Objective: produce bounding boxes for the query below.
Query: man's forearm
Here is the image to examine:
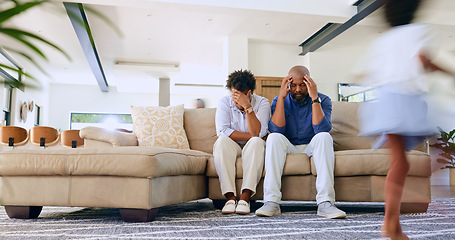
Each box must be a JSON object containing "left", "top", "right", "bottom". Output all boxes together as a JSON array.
[
  {"left": 311, "top": 103, "right": 325, "bottom": 125},
  {"left": 271, "top": 97, "right": 286, "bottom": 127}
]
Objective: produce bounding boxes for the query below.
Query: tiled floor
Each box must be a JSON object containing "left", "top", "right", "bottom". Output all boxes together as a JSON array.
[{"left": 431, "top": 185, "right": 455, "bottom": 198}]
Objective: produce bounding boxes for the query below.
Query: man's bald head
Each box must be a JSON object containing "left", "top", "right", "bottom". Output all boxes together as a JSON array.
[
  {"left": 289, "top": 65, "right": 310, "bottom": 77},
  {"left": 287, "top": 65, "right": 310, "bottom": 103}
]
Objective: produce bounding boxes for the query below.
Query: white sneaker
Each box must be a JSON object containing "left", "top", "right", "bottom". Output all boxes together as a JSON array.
[
  {"left": 221, "top": 200, "right": 236, "bottom": 214},
  {"left": 235, "top": 200, "right": 250, "bottom": 215},
  {"left": 317, "top": 201, "right": 346, "bottom": 219},
  {"left": 255, "top": 201, "right": 281, "bottom": 217}
]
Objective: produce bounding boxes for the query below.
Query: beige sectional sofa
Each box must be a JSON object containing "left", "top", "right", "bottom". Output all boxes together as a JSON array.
[{"left": 0, "top": 102, "right": 431, "bottom": 222}]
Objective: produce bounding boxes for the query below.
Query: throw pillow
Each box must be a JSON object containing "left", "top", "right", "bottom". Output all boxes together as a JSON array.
[{"left": 130, "top": 104, "right": 190, "bottom": 149}]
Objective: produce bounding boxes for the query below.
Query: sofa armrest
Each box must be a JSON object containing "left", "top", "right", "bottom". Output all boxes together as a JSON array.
[{"left": 80, "top": 127, "right": 138, "bottom": 147}]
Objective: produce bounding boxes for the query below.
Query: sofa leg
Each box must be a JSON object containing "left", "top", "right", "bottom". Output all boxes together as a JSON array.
[
  {"left": 4, "top": 206, "right": 43, "bottom": 219},
  {"left": 400, "top": 202, "right": 429, "bottom": 213},
  {"left": 119, "top": 208, "right": 158, "bottom": 222},
  {"left": 212, "top": 199, "right": 226, "bottom": 210}
]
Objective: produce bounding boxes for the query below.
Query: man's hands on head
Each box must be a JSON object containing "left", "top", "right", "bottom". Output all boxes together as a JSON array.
[
  {"left": 279, "top": 75, "right": 292, "bottom": 99},
  {"left": 232, "top": 89, "right": 252, "bottom": 111},
  {"left": 303, "top": 75, "right": 318, "bottom": 101}
]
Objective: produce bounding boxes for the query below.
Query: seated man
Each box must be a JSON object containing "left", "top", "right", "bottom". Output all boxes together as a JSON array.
[
  {"left": 255, "top": 65, "right": 346, "bottom": 219},
  {"left": 214, "top": 69, "right": 271, "bottom": 215}
]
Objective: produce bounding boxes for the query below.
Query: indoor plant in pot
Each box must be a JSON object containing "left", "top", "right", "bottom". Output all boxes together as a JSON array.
[{"left": 431, "top": 128, "right": 455, "bottom": 185}]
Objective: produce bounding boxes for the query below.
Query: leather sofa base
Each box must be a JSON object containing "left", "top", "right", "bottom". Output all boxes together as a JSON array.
[
  {"left": 208, "top": 175, "right": 430, "bottom": 213},
  {"left": 0, "top": 174, "right": 207, "bottom": 217}
]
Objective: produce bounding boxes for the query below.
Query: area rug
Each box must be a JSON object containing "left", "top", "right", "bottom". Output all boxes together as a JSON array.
[{"left": 0, "top": 197, "right": 454, "bottom": 239}]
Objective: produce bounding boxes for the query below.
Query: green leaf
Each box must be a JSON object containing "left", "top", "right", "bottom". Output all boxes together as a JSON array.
[
  {"left": 430, "top": 142, "right": 443, "bottom": 148},
  {"left": 0, "top": 63, "right": 36, "bottom": 80},
  {"left": 0, "top": 29, "right": 47, "bottom": 59},
  {"left": 1, "top": 47, "right": 49, "bottom": 77},
  {"left": 0, "top": 28, "right": 71, "bottom": 60},
  {"left": 437, "top": 158, "right": 451, "bottom": 164},
  {"left": 441, "top": 131, "right": 449, "bottom": 141},
  {"left": 0, "top": 1, "right": 46, "bottom": 24},
  {"left": 440, "top": 152, "right": 453, "bottom": 159},
  {"left": 449, "top": 128, "right": 455, "bottom": 140}
]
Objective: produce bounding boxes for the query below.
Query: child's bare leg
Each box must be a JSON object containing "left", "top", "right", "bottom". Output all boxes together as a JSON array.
[{"left": 383, "top": 134, "right": 410, "bottom": 240}]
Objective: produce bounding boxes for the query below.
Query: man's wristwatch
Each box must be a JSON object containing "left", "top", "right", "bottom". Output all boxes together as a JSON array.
[
  {"left": 312, "top": 97, "right": 321, "bottom": 104},
  {"left": 245, "top": 106, "right": 253, "bottom": 113}
]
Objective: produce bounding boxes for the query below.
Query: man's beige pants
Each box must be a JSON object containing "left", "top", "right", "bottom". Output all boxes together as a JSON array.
[{"left": 213, "top": 136, "right": 265, "bottom": 197}]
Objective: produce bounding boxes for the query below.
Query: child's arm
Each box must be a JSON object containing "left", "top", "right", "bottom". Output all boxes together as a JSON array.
[{"left": 419, "top": 52, "right": 451, "bottom": 74}]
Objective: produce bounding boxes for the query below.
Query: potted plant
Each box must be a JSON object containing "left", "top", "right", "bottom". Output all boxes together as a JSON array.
[{"left": 430, "top": 128, "right": 455, "bottom": 185}]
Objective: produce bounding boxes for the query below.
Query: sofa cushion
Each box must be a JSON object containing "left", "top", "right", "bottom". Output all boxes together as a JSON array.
[
  {"left": 310, "top": 149, "right": 431, "bottom": 177},
  {"left": 206, "top": 153, "right": 311, "bottom": 177},
  {"left": 131, "top": 105, "right": 190, "bottom": 149},
  {"left": 183, "top": 108, "right": 218, "bottom": 154},
  {"left": 330, "top": 101, "right": 374, "bottom": 151},
  {"left": 0, "top": 147, "right": 210, "bottom": 178},
  {"left": 80, "top": 127, "right": 138, "bottom": 147}
]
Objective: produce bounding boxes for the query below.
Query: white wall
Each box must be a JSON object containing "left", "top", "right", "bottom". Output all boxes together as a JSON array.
[
  {"left": 307, "top": 45, "right": 368, "bottom": 100},
  {"left": 249, "top": 40, "right": 309, "bottom": 78},
  {"left": 9, "top": 83, "right": 49, "bottom": 129},
  {"left": 48, "top": 84, "right": 158, "bottom": 131}
]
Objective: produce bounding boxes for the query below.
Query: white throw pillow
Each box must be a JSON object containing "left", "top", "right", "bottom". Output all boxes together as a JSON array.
[{"left": 130, "top": 104, "right": 190, "bottom": 149}]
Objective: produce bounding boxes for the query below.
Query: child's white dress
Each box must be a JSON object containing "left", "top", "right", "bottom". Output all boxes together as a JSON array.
[{"left": 359, "top": 23, "right": 438, "bottom": 151}]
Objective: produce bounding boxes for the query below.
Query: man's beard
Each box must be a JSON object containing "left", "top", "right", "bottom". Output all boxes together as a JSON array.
[{"left": 292, "top": 92, "right": 308, "bottom": 103}]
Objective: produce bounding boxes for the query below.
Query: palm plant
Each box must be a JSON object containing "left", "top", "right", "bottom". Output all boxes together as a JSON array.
[
  {"left": 0, "top": 0, "right": 120, "bottom": 88},
  {"left": 431, "top": 128, "right": 455, "bottom": 169},
  {"left": 1, "top": 1, "right": 69, "bottom": 83}
]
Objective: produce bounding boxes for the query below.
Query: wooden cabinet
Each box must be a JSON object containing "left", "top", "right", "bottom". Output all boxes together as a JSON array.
[{"left": 255, "top": 76, "right": 283, "bottom": 104}]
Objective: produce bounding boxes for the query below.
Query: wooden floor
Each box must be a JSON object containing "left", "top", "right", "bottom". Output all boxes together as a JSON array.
[{"left": 431, "top": 185, "right": 455, "bottom": 198}]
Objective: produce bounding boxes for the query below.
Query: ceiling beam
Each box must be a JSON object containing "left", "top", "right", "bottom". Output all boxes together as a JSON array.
[
  {"left": 299, "top": 0, "right": 384, "bottom": 56},
  {"left": 64, "top": 2, "right": 109, "bottom": 92}
]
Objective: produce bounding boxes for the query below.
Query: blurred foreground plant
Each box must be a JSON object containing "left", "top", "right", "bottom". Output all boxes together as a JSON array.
[{"left": 0, "top": 0, "right": 120, "bottom": 88}]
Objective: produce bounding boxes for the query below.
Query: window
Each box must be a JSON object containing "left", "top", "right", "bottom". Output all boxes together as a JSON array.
[
  {"left": 34, "top": 104, "right": 41, "bottom": 126},
  {"left": 2, "top": 84, "right": 12, "bottom": 126},
  {"left": 338, "top": 83, "right": 377, "bottom": 102},
  {"left": 70, "top": 113, "right": 133, "bottom": 131}
]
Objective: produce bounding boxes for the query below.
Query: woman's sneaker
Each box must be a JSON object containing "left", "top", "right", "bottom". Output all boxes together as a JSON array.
[
  {"left": 255, "top": 201, "right": 281, "bottom": 217},
  {"left": 221, "top": 200, "right": 237, "bottom": 214},
  {"left": 235, "top": 200, "right": 250, "bottom": 214}
]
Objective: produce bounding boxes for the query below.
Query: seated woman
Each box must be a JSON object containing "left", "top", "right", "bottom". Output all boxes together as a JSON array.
[{"left": 213, "top": 69, "right": 271, "bottom": 215}]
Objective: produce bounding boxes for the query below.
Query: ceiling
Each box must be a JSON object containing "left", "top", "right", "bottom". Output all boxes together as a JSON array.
[{"left": 2, "top": 0, "right": 455, "bottom": 92}]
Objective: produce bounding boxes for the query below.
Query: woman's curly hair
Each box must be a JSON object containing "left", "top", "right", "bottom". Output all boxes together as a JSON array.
[{"left": 225, "top": 69, "right": 256, "bottom": 92}]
